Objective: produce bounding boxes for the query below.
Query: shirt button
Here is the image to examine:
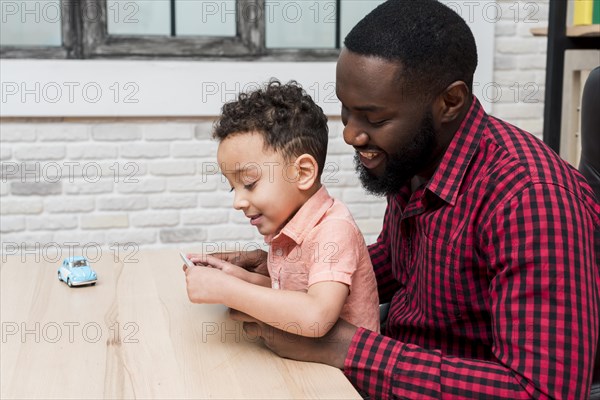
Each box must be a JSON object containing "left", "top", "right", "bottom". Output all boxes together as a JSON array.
[{"left": 275, "top": 248, "right": 283, "bottom": 256}]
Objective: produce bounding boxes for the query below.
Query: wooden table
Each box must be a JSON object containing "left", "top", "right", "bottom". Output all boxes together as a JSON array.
[{"left": 0, "top": 249, "right": 360, "bottom": 399}]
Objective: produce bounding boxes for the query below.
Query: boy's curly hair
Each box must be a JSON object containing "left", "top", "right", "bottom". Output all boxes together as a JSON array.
[{"left": 213, "top": 80, "right": 328, "bottom": 177}]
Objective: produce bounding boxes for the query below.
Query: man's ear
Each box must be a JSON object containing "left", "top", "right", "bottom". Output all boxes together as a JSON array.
[
  {"left": 434, "top": 81, "right": 469, "bottom": 124},
  {"left": 293, "top": 154, "right": 319, "bottom": 190}
]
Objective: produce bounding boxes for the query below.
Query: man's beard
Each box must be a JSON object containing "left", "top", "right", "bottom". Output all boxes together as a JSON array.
[{"left": 355, "top": 111, "right": 437, "bottom": 196}]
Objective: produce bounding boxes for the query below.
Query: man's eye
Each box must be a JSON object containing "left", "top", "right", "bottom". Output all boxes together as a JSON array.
[{"left": 368, "top": 119, "right": 388, "bottom": 126}]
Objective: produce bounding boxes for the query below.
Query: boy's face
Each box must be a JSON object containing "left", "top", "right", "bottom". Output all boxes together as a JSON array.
[{"left": 217, "top": 132, "right": 305, "bottom": 236}]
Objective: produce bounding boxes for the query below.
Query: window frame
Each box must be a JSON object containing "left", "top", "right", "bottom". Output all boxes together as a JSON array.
[{"left": 0, "top": 0, "right": 341, "bottom": 61}]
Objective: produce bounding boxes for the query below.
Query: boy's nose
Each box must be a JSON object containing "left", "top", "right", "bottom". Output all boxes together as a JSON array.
[{"left": 232, "top": 192, "right": 249, "bottom": 210}]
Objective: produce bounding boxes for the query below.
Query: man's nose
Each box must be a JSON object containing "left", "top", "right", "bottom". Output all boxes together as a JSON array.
[{"left": 343, "top": 121, "right": 369, "bottom": 147}]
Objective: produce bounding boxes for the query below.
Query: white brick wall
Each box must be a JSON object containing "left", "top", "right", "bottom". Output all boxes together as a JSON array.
[{"left": 0, "top": 1, "right": 549, "bottom": 257}]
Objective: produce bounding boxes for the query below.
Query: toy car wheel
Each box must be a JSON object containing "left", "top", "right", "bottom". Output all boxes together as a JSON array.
[
  {"left": 67, "top": 278, "right": 72, "bottom": 287},
  {"left": 91, "top": 282, "right": 96, "bottom": 286},
  {"left": 57, "top": 272, "right": 62, "bottom": 281}
]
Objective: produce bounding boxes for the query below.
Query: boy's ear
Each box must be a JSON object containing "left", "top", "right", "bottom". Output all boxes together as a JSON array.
[{"left": 294, "top": 154, "right": 319, "bottom": 190}]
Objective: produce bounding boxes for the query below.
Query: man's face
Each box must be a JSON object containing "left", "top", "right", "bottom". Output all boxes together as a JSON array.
[{"left": 336, "top": 49, "right": 439, "bottom": 196}]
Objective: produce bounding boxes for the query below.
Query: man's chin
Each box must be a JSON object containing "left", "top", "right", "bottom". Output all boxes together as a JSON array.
[{"left": 357, "top": 166, "right": 405, "bottom": 197}]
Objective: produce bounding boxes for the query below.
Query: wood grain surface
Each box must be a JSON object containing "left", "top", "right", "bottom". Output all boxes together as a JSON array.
[{"left": 0, "top": 249, "right": 360, "bottom": 399}]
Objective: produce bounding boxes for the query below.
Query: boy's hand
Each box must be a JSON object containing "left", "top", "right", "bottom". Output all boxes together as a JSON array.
[
  {"left": 188, "top": 249, "right": 268, "bottom": 275},
  {"left": 184, "top": 265, "right": 226, "bottom": 304},
  {"left": 195, "top": 255, "right": 252, "bottom": 281}
]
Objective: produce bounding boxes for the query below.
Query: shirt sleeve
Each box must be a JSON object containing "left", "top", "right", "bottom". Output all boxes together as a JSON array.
[
  {"left": 368, "top": 197, "right": 401, "bottom": 304},
  {"left": 345, "top": 183, "right": 599, "bottom": 399}
]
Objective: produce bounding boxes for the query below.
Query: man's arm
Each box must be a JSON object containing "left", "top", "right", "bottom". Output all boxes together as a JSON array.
[{"left": 233, "top": 184, "right": 599, "bottom": 399}]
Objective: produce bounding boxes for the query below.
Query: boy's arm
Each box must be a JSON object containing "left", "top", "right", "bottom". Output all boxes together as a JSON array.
[
  {"left": 185, "top": 266, "right": 348, "bottom": 337},
  {"left": 190, "top": 254, "right": 271, "bottom": 287}
]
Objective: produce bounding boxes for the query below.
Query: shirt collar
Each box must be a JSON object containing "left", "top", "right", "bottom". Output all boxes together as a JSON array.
[
  {"left": 264, "top": 185, "right": 334, "bottom": 245},
  {"left": 425, "top": 96, "right": 487, "bottom": 206}
]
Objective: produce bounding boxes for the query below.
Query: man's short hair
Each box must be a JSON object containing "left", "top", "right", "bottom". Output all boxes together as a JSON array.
[
  {"left": 344, "top": 0, "right": 478, "bottom": 97},
  {"left": 213, "top": 80, "right": 329, "bottom": 177}
]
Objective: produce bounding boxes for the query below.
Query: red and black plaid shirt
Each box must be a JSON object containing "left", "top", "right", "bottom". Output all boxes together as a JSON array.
[{"left": 344, "top": 97, "right": 600, "bottom": 399}]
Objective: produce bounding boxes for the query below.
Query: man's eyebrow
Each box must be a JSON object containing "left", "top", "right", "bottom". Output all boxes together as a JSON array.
[{"left": 353, "top": 105, "right": 385, "bottom": 112}]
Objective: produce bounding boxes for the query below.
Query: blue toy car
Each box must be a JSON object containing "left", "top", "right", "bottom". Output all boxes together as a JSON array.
[{"left": 58, "top": 256, "right": 97, "bottom": 287}]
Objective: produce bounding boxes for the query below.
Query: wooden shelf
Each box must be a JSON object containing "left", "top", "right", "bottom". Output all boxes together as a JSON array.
[{"left": 530, "top": 24, "right": 600, "bottom": 37}]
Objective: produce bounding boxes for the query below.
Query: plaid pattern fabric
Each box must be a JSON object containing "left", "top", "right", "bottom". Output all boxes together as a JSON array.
[{"left": 344, "top": 98, "right": 600, "bottom": 399}]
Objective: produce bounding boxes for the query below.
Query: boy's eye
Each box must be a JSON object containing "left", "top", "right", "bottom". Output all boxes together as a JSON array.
[
  {"left": 243, "top": 181, "right": 256, "bottom": 190},
  {"left": 229, "top": 187, "right": 234, "bottom": 193}
]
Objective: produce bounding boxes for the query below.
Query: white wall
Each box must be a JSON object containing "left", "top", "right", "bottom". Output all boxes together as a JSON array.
[{"left": 0, "top": 0, "right": 549, "bottom": 258}]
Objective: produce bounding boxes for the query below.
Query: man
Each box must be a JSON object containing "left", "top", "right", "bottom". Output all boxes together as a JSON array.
[{"left": 194, "top": 0, "right": 600, "bottom": 398}]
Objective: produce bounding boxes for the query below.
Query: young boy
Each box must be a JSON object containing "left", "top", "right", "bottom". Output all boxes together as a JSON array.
[{"left": 183, "top": 80, "right": 379, "bottom": 336}]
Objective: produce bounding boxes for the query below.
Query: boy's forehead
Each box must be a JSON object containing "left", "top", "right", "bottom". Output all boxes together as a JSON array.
[{"left": 217, "top": 132, "right": 284, "bottom": 170}]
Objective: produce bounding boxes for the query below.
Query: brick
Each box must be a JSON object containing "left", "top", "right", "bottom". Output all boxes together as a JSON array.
[
  {"left": 148, "top": 161, "right": 196, "bottom": 176},
  {"left": 0, "top": 124, "right": 36, "bottom": 142},
  {"left": 171, "top": 142, "right": 217, "bottom": 158},
  {"left": 0, "top": 198, "right": 43, "bottom": 215},
  {"left": 342, "top": 188, "right": 378, "bottom": 204},
  {"left": 518, "top": 55, "right": 547, "bottom": 70},
  {"left": 168, "top": 177, "right": 218, "bottom": 192},
  {"left": 149, "top": 194, "right": 197, "bottom": 209},
  {"left": 344, "top": 203, "right": 370, "bottom": 219},
  {"left": 194, "top": 121, "right": 215, "bottom": 140},
  {"left": 91, "top": 124, "right": 142, "bottom": 141},
  {"left": 370, "top": 203, "right": 386, "bottom": 219},
  {"left": 64, "top": 180, "right": 113, "bottom": 195},
  {"left": 493, "top": 71, "right": 538, "bottom": 87},
  {"left": 144, "top": 123, "right": 194, "bottom": 141},
  {"left": 27, "top": 215, "right": 78, "bottom": 231},
  {"left": 328, "top": 138, "right": 353, "bottom": 155},
  {"left": 81, "top": 214, "right": 129, "bottom": 229},
  {"left": 95, "top": 161, "right": 147, "bottom": 183},
  {"left": 11, "top": 182, "right": 62, "bottom": 196},
  {"left": 182, "top": 209, "right": 229, "bottom": 225},
  {"left": 198, "top": 191, "right": 234, "bottom": 208},
  {"left": 494, "top": 56, "right": 518, "bottom": 71},
  {"left": 495, "top": 37, "right": 539, "bottom": 55},
  {"left": 131, "top": 211, "right": 179, "bottom": 227},
  {"left": 0, "top": 216, "right": 26, "bottom": 232},
  {"left": 14, "top": 145, "right": 65, "bottom": 161},
  {"left": 117, "top": 178, "right": 165, "bottom": 194},
  {"left": 97, "top": 196, "right": 148, "bottom": 211},
  {"left": 67, "top": 144, "right": 118, "bottom": 159},
  {"left": 0, "top": 182, "right": 8, "bottom": 196},
  {"left": 495, "top": 21, "right": 516, "bottom": 37},
  {"left": 120, "top": 143, "right": 170, "bottom": 159},
  {"left": 106, "top": 229, "right": 157, "bottom": 246},
  {"left": 0, "top": 233, "right": 54, "bottom": 252},
  {"left": 160, "top": 228, "right": 207, "bottom": 243},
  {"left": 53, "top": 231, "right": 107, "bottom": 247},
  {"left": 45, "top": 197, "right": 95, "bottom": 213},
  {"left": 322, "top": 171, "right": 360, "bottom": 187},
  {"left": 37, "top": 124, "right": 89, "bottom": 141},
  {"left": 0, "top": 146, "right": 11, "bottom": 161},
  {"left": 493, "top": 103, "right": 544, "bottom": 120},
  {"left": 355, "top": 219, "right": 383, "bottom": 236}
]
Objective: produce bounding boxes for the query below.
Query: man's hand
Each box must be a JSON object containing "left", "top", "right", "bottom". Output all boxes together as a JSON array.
[
  {"left": 229, "top": 309, "right": 358, "bottom": 369},
  {"left": 187, "top": 249, "right": 268, "bottom": 275}
]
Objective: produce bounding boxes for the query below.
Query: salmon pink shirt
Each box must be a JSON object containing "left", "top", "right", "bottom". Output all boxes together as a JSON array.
[{"left": 265, "top": 186, "right": 380, "bottom": 333}]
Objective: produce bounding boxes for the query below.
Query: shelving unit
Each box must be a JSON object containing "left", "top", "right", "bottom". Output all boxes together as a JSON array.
[{"left": 541, "top": 1, "right": 599, "bottom": 155}]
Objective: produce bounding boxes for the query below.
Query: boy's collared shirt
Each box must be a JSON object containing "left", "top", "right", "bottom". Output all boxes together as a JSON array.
[{"left": 265, "top": 186, "right": 380, "bottom": 333}]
